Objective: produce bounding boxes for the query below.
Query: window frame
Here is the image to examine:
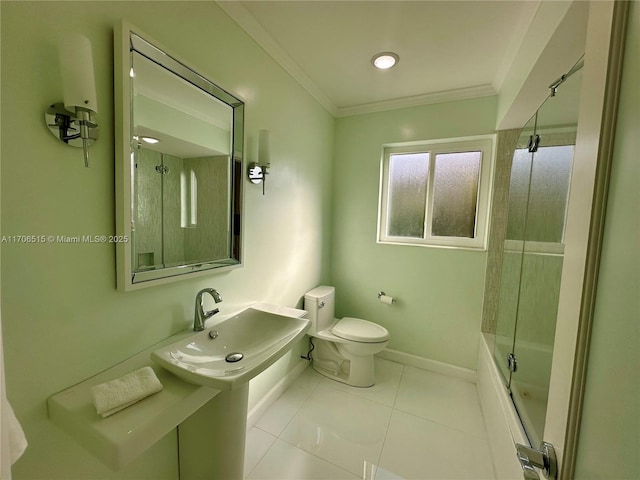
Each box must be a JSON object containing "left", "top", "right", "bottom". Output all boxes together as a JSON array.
[{"left": 377, "top": 134, "right": 495, "bottom": 250}]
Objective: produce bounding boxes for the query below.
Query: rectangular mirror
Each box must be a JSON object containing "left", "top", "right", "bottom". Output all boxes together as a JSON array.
[{"left": 115, "top": 22, "right": 244, "bottom": 291}]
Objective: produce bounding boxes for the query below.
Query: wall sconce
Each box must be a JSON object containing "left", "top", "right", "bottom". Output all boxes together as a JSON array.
[
  {"left": 247, "top": 129, "right": 271, "bottom": 195},
  {"left": 44, "top": 33, "right": 98, "bottom": 167}
]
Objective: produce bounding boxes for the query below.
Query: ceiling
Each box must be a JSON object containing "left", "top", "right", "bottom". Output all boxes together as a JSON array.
[{"left": 218, "top": 1, "right": 541, "bottom": 117}]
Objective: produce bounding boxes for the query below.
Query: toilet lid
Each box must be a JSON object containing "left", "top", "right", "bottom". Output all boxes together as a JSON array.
[{"left": 331, "top": 317, "right": 390, "bottom": 343}]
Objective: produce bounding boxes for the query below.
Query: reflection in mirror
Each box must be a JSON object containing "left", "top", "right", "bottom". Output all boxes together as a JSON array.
[{"left": 115, "top": 24, "right": 244, "bottom": 290}]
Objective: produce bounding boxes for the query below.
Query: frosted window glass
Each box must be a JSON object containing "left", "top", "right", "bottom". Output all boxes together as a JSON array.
[
  {"left": 431, "top": 151, "right": 481, "bottom": 238},
  {"left": 506, "top": 148, "right": 533, "bottom": 241},
  {"left": 506, "top": 146, "right": 573, "bottom": 243},
  {"left": 527, "top": 145, "right": 574, "bottom": 243},
  {"left": 387, "top": 153, "right": 429, "bottom": 237}
]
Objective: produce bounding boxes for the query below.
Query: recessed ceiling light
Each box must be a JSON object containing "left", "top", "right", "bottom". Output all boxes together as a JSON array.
[
  {"left": 371, "top": 52, "right": 399, "bottom": 70},
  {"left": 141, "top": 136, "right": 160, "bottom": 144}
]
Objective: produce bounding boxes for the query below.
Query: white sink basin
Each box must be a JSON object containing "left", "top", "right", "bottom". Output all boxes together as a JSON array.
[{"left": 151, "top": 307, "right": 310, "bottom": 390}]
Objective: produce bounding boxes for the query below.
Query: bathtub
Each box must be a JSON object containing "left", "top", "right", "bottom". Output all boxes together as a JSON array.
[
  {"left": 476, "top": 333, "right": 529, "bottom": 479},
  {"left": 492, "top": 336, "right": 554, "bottom": 448}
]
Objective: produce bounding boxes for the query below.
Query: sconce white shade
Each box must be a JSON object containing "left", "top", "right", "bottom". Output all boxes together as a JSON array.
[
  {"left": 258, "top": 129, "right": 270, "bottom": 166},
  {"left": 59, "top": 33, "right": 98, "bottom": 113}
]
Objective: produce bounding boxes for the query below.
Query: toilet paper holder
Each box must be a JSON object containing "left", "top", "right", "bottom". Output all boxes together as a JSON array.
[{"left": 377, "top": 291, "right": 397, "bottom": 304}]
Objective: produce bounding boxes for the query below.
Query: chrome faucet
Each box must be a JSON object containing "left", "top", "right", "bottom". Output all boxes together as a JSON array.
[{"left": 194, "top": 288, "right": 222, "bottom": 331}]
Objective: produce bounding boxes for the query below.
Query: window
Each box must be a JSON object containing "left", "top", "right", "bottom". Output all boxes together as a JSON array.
[{"left": 378, "top": 135, "right": 495, "bottom": 249}]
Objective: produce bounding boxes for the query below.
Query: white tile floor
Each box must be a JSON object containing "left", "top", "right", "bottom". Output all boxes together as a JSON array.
[{"left": 244, "top": 358, "right": 496, "bottom": 480}]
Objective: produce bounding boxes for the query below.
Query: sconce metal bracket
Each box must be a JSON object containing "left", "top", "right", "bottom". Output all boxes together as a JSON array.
[
  {"left": 247, "top": 162, "right": 270, "bottom": 194},
  {"left": 45, "top": 103, "right": 99, "bottom": 148},
  {"left": 247, "top": 162, "right": 265, "bottom": 184}
]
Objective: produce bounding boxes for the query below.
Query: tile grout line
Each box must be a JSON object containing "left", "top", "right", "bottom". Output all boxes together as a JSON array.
[
  {"left": 273, "top": 371, "right": 325, "bottom": 438},
  {"left": 390, "top": 362, "right": 406, "bottom": 410},
  {"left": 276, "top": 435, "right": 362, "bottom": 480},
  {"left": 278, "top": 364, "right": 400, "bottom": 479},
  {"left": 244, "top": 426, "right": 277, "bottom": 480},
  {"left": 251, "top": 358, "right": 495, "bottom": 479},
  {"left": 276, "top": 373, "right": 377, "bottom": 477},
  {"left": 395, "top": 366, "right": 491, "bottom": 438},
  {"left": 392, "top": 405, "right": 491, "bottom": 441},
  {"left": 247, "top": 371, "right": 325, "bottom": 478},
  {"left": 371, "top": 363, "right": 406, "bottom": 479}
]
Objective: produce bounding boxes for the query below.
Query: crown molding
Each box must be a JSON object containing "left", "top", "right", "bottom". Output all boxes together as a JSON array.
[
  {"left": 217, "top": 1, "right": 338, "bottom": 117},
  {"left": 336, "top": 85, "right": 497, "bottom": 118},
  {"left": 218, "top": 2, "right": 497, "bottom": 119}
]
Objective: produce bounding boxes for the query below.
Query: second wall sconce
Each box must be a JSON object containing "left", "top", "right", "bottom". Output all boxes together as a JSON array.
[
  {"left": 247, "top": 129, "right": 271, "bottom": 195},
  {"left": 45, "top": 33, "right": 99, "bottom": 167}
]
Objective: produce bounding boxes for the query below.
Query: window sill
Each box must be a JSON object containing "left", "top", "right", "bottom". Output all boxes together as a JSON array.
[{"left": 377, "top": 239, "right": 487, "bottom": 252}]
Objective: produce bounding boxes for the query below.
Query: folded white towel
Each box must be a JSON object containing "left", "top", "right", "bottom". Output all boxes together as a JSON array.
[{"left": 91, "top": 366, "right": 163, "bottom": 418}]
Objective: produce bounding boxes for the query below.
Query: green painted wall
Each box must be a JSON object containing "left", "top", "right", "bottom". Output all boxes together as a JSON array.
[
  {"left": 331, "top": 97, "right": 497, "bottom": 370},
  {"left": 0, "top": 2, "right": 333, "bottom": 478},
  {"left": 4, "top": 2, "right": 634, "bottom": 478},
  {"left": 575, "top": 2, "right": 640, "bottom": 478}
]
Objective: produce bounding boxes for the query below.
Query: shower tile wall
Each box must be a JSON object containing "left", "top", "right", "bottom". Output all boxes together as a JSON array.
[
  {"left": 135, "top": 148, "right": 184, "bottom": 268},
  {"left": 481, "top": 129, "right": 521, "bottom": 334},
  {"left": 495, "top": 252, "right": 563, "bottom": 346},
  {"left": 481, "top": 133, "right": 573, "bottom": 338},
  {"left": 135, "top": 148, "right": 164, "bottom": 268},
  {"left": 184, "top": 155, "right": 230, "bottom": 263},
  {"left": 494, "top": 141, "right": 573, "bottom": 347}
]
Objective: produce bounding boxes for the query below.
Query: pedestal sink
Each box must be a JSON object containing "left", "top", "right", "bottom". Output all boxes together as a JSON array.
[
  {"left": 151, "top": 307, "right": 310, "bottom": 390},
  {"left": 151, "top": 306, "right": 309, "bottom": 480}
]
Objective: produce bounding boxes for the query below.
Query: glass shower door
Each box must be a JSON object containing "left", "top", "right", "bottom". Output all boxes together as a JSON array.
[
  {"left": 494, "top": 63, "right": 581, "bottom": 447},
  {"left": 510, "top": 136, "right": 574, "bottom": 447},
  {"left": 493, "top": 116, "right": 537, "bottom": 382}
]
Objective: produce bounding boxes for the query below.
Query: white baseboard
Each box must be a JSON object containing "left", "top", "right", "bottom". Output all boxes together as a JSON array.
[
  {"left": 377, "top": 348, "right": 477, "bottom": 383},
  {"left": 246, "top": 359, "right": 310, "bottom": 430}
]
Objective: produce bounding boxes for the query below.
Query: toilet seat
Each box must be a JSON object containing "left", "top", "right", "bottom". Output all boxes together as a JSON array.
[{"left": 331, "top": 317, "right": 390, "bottom": 343}]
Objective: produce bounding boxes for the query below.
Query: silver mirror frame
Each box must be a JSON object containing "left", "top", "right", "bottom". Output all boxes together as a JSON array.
[{"left": 115, "top": 21, "right": 244, "bottom": 291}]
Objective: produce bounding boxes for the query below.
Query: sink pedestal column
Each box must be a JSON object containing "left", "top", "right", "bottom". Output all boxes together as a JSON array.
[{"left": 178, "top": 383, "right": 248, "bottom": 480}]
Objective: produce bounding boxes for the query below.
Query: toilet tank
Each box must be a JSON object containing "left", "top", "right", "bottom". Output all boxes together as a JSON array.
[{"left": 304, "top": 286, "right": 335, "bottom": 334}]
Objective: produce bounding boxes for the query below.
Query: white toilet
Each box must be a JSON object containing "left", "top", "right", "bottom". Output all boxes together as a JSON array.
[{"left": 304, "top": 286, "right": 390, "bottom": 387}]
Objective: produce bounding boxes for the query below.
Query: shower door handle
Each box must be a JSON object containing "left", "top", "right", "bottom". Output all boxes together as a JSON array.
[
  {"left": 527, "top": 134, "right": 541, "bottom": 153},
  {"left": 520, "top": 463, "right": 539, "bottom": 480},
  {"left": 507, "top": 352, "right": 518, "bottom": 373},
  {"left": 516, "top": 442, "right": 557, "bottom": 480}
]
